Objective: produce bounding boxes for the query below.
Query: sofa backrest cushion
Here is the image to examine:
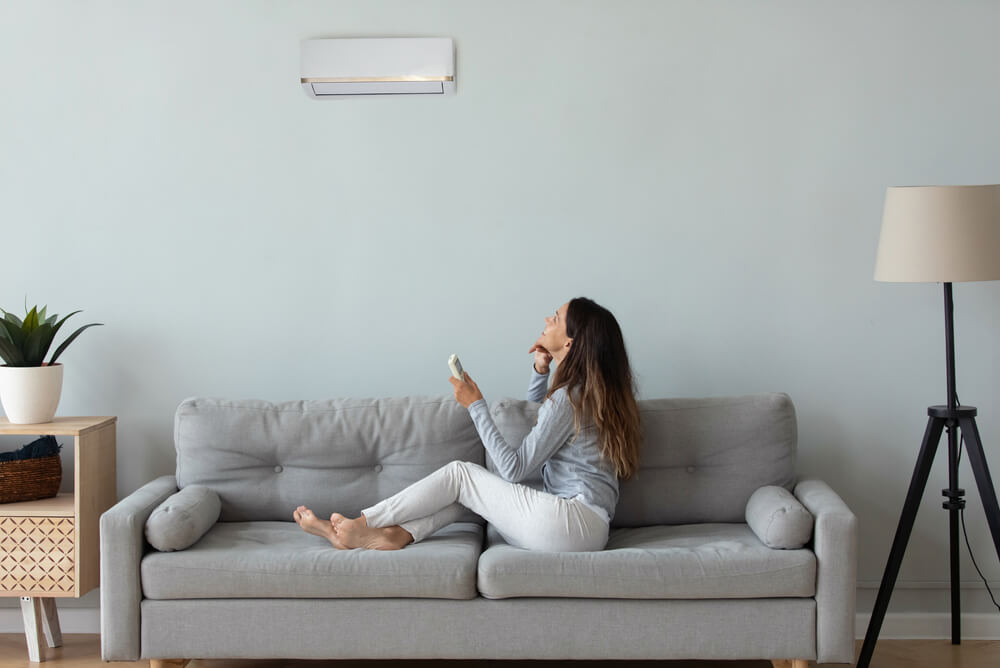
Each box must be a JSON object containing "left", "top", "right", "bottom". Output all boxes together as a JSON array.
[
  {"left": 489, "top": 392, "right": 797, "bottom": 527},
  {"left": 174, "top": 397, "right": 485, "bottom": 522}
]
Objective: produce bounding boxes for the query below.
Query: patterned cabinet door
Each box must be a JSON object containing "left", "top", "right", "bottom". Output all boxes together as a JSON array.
[{"left": 0, "top": 516, "right": 76, "bottom": 596}]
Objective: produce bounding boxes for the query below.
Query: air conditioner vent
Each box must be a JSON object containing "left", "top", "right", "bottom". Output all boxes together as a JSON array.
[{"left": 301, "top": 38, "right": 455, "bottom": 98}]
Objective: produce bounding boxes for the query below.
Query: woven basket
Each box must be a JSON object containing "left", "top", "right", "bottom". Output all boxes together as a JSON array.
[{"left": 0, "top": 455, "right": 62, "bottom": 504}]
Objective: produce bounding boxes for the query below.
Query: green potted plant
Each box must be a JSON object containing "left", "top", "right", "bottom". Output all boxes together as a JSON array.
[{"left": 0, "top": 303, "right": 103, "bottom": 424}]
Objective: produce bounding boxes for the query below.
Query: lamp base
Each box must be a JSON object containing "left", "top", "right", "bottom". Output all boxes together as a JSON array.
[
  {"left": 856, "top": 408, "right": 1000, "bottom": 668},
  {"left": 928, "top": 405, "right": 977, "bottom": 419}
]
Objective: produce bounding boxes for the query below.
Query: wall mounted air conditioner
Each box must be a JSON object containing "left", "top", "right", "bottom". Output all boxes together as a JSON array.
[{"left": 300, "top": 38, "right": 455, "bottom": 97}]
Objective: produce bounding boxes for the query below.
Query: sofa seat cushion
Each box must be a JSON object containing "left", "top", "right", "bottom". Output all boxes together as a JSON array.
[
  {"left": 141, "top": 520, "right": 483, "bottom": 600},
  {"left": 477, "top": 523, "right": 815, "bottom": 600}
]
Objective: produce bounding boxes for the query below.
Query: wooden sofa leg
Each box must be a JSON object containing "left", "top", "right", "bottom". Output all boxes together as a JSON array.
[
  {"left": 150, "top": 660, "right": 190, "bottom": 668},
  {"left": 771, "top": 661, "right": 809, "bottom": 668}
]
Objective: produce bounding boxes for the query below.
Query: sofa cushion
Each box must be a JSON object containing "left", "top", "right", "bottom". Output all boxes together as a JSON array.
[
  {"left": 745, "top": 485, "right": 814, "bottom": 549},
  {"left": 141, "top": 520, "right": 484, "bottom": 600},
  {"left": 489, "top": 393, "right": 798, "bottom": 527},
  {"left": 173, "top": 396, "right": 485, "bottom": 522},
  {"left": 144, "top": 485, "right": 221, "bottom": 552},
  {"left": 487, "top": 399, "right": 546, "bottom": 491},
  {"left": 477, "top": 523, "right": 815, "bottom": 600}
]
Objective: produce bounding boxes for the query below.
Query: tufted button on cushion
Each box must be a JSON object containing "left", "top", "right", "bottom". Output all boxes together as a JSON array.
[
  {"left": 374, "top": 464, "right": 383, "bottom": 473},
  {"left": 686, "top": 466, "right": 696, "bottom": 473},
  {"left": 173, "top": 396, "right": 487, "bottom": 522},
  {"left": 273, "top": 465, "right": 283, "bottom": 473}
]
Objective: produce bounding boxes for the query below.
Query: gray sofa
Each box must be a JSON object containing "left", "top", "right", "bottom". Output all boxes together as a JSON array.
[{"left": 100, "top": 392, "right": 857, "bottom": 665}]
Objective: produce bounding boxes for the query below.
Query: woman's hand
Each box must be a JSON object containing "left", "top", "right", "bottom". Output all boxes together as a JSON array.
[
  {"left": 450, "top": 372, "right": 484, "bottom": 408},
  {"left": 529, "top": 341, "right": 553, "bottom": 375}
]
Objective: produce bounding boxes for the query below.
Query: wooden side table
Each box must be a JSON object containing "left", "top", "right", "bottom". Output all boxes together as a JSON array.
[{"left": 0, "top": 417, "right": 116, "bottom": 662}]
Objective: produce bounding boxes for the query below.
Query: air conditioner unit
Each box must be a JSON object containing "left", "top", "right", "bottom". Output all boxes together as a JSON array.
[{"left": 300, "top": 38, "right": 455, "bottom": 97}]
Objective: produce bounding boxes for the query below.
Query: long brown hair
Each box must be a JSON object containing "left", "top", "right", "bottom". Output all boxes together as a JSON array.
[{"left": 547, "top": 297, "right": 642, "bottom": 480}]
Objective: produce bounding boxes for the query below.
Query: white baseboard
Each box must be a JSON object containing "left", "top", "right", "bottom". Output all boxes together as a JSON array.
[
  {"left": 855, "top": 612, "right": 1000, "bottom": 640},
  {"left": 2, "top": 606, "right": 998, "bottom": 639},
  {"left": 0, "top": 605, "right": 100, "bottom": 634}
]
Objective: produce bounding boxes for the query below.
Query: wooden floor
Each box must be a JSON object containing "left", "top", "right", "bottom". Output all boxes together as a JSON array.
[{"left": 0, "top": 635, "right": 997, "bottom": 667}]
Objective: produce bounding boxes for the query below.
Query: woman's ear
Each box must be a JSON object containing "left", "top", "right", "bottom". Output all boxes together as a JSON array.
[{"left": 564, "top": 338, "right": 572, "bottom": 350}]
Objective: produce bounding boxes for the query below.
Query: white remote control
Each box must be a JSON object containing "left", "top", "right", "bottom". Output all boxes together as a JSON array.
[{"left": 448, "top": 354, "right": 465, "bottom": 381}]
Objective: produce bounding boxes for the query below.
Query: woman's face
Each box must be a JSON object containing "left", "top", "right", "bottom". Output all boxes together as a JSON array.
[{"left": 539, "top": 302, "right": 572, "bottom": 359}]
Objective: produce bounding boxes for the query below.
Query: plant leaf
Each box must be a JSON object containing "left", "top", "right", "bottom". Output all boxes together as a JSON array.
[
  {"left": 23, "top": 306, "right": 39, "bottom": 333},
  {"left": 47, "top": 311, "right": 81, "bottom": 360},
  {"left": 0, "top": 318, "right": 26, "bottom": 348},
  {"left": 23, "top": 323, "right": 55, "bottom": 365},
  {"left": 48, "top": 310, "right": 81, "bottom": 342},
  {"left": 48, "top": 322, "right": 103, "bottom": 365},
  {"left": 0, "top": 336, "right": 24, "bottom": 365},
  {"left": 39, "top": 306, "right": 47, "bottom": 322},
  {"left": 3, "top": 311, "right": 24, "bottom": 328},
  {"left": 50, "top": 310, "right": 80, "bottom": 327}
]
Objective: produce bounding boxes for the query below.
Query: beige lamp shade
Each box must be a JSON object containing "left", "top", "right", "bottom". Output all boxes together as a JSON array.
[{"left": 874, "top": 184, "right": 1000, "bottom": 282}]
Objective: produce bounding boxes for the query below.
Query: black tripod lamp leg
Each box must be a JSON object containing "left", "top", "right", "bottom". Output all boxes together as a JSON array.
[
  {"left": 856, "top": 416, "right": 946, "bottom": 668},
  {"left": 945, "top": 422, "right": 963, "bottom": 645},
  {"left": 958, "top": 417, "right": 1000, "bottom": 560}
]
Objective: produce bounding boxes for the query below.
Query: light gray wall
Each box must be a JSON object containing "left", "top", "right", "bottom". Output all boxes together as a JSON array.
[{"left": 1, "top": 0, "right": 998, "bottom": 618}]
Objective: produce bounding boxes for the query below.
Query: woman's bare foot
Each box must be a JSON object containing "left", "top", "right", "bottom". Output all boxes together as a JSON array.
[
  {"left": 293, "top": 506, "right": 347, "bottom": 549},
  {"left": 330, "top": 512, "right": 413, "bottom": 550}
]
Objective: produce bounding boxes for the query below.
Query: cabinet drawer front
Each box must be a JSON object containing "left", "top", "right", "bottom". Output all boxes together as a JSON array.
[{"left": 0, "top": 516, "right": 76, "bottom": 595}]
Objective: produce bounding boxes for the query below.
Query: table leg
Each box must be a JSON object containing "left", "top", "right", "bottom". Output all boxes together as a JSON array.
[
  {"left": 19, "top": 596, "right": 45, "bottom": 662},
  {"left": 41, "top": 597, "right": 62, "bottom": 648}
]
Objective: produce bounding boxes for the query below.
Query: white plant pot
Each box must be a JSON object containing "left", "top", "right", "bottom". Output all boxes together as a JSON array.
[{"left": 0, "top": 363, "right": 64, "bottom": 424}]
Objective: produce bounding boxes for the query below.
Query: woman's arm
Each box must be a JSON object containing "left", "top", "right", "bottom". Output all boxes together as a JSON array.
[
  {"left": 467, "top": 390, "right": 574, "bottom": 483},
  {"left": 526, "top": 365, "right": 549, "bottom": 403},
  {"left": 527, "top": 343, "right": 553, "bottom": 404}
]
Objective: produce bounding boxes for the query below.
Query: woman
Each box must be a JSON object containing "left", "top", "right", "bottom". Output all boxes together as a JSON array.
[{"left": 293, "top": 297, "right": 641, "bottom": 552}]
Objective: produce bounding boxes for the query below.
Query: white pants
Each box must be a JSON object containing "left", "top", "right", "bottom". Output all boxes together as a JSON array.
[{"left": 362, "top": 460, "right": 609, "bottom": 552}]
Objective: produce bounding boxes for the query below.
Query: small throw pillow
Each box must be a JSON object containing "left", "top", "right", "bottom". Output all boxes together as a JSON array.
[
  {"left": 145, "top": 485, "right": 221, "bottom": 552},
  {"left": 745, "top": 485, "right": 813, "bottom": 549}
]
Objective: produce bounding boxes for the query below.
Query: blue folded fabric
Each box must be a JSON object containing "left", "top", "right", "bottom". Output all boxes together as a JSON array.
[{"left": 0, "top": 435, "right": 62, "bottom": 462}]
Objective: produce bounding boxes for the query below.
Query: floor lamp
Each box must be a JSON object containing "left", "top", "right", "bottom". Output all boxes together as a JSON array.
[{"left": 857, "top": 184, "right": 1000, "bottom": 668}]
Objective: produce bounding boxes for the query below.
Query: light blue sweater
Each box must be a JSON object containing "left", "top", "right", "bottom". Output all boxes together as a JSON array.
[{"left": 467, "top": 366, "right": 618, "bottom": 523}]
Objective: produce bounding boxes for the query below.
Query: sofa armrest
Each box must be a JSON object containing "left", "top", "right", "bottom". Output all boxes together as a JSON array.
[
  {"left": 100, "top": 475, "right": 178, "bottom": 661},
  {"left": 794, "top": 478, "right": 857, "bottom": 665}
]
